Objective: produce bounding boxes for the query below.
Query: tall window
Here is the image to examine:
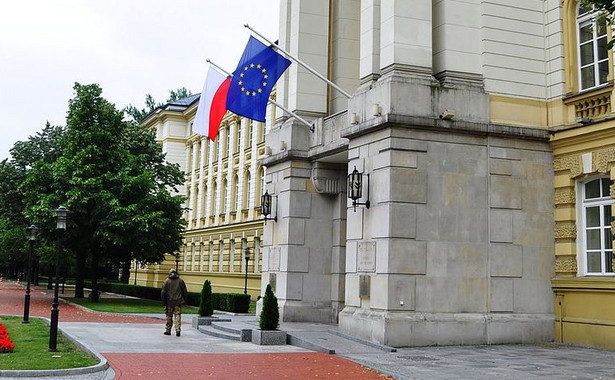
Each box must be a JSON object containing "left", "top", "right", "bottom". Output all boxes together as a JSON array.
[
  {"left": 580, "top": 177, "right": 614, "bottom": 275},
  {"left": 236, "top": 123, "right": 242, "bottom": 153},
  {"left": 249, "top": 120, "right": 254, "bottom": 148},
  {"left": 577, "top": 5, "right": 608, "bottom": 91},
  {"left": 244, "top": 171, "right": 251, "bottom": 209},
  {"left": 233, "top": 173, "right": 240, "bottom": 212}
]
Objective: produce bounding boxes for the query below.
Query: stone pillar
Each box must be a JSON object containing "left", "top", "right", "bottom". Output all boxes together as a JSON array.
[
  {"left": 278, "top": 0, "right": 330, "bottom": 118},
  {"left": 379, "top": 0, "right": 432, "bottom": 74},
  {"left": 187, "top": 140, "right": 199, "bottom": 224},
  {"left": 360, "top": 0, "right": 381, "bottom": 83},
  {"left": 196, "top": 137, "right": 206, "bottom": 227},
  {"left": 329, "top": 0, "right": 360, "bottom": 114},
  {"left": 259, "top": 158, "right": 347, "bottom": 323}
]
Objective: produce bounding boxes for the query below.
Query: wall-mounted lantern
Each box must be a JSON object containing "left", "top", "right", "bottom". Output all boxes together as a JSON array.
[
  {"left": 347, "top": 166, "right": 370, "bottom": 212},
  {"left": 261, "top": 190, "right": 278, "bottom": 224}
]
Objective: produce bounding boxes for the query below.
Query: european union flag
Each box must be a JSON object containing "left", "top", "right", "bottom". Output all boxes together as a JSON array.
[{"left": 227, "top": 36, "right": 291, "bottom": 122}]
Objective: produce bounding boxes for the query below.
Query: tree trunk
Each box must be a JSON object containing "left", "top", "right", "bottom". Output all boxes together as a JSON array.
[
  {"left": 120, "top": 261, "right": 131, "bottom": 284},
  {"left": 74, "top": 251, "right": 85, "bottom": 298},
  {"left": 90, "top": 250, "right": 100, "bottom": 303}
]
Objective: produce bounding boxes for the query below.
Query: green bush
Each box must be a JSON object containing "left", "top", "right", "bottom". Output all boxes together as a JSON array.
[
  {"left": 259, "top": 284, "right": 279, "bottom": 330},
  {"left": 212, "top": 293, "right": 250, "bottom": 313},
  {"left": 198, "top": 280, "right": 213, "bottom": 317},
  {"left": 83, "top": 281, "right": 248, "bottom": 312}
]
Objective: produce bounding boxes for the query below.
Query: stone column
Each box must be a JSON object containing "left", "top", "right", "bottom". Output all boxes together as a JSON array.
[
  {"left": 379, "top": 0, "right": 432, "bottom": 74},
  {"left": 360, "top": 0, "right": 381, "bottom": 83}
]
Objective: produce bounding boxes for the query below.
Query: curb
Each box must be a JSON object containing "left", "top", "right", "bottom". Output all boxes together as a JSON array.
[{"left": 0, "top": 316, "right": 109, "bottom": 379}]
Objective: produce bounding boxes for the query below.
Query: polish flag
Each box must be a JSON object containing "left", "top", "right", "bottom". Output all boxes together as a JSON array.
[{"left": 193, "top": 67, "right": 231, "bottom": 141}]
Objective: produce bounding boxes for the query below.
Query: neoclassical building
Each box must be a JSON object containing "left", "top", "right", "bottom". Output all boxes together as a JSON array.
[
  {"left": 132, "top": 95, "right": 278, "bottom": 298},
  {"left": 136, "top": 0, "right": 615, "bottom": 349}
]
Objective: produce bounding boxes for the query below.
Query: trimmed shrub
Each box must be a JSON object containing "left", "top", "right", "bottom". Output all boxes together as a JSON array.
[
  {"left": 198, "top": 280, "right": 213, "bottom": 317},
  {"left": 259, "top": 284, "right": 279, "bottom": 330},
  {"left": 212, "top": 293, "right": 250, "bottom": 313}
]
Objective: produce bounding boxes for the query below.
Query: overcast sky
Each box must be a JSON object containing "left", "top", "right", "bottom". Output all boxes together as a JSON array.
[{"left": 0, "top": 0, "right": 280, "bottom": 160}]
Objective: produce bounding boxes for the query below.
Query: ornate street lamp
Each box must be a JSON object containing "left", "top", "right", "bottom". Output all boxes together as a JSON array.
[
  {"left": 347, "top": 166, "right": 370, "bottom": 212},
  {"left": 22, "top": 225, "right": 38, "bottom": 323},
  {"left": 261, "top": 190, "right": 277, "bottom": 224},
  {"left": 243, "top": 247, "right": 250, "bottom": 295},
  {"left": 49, "top": 206, "right": 68, "bottom": 352}
]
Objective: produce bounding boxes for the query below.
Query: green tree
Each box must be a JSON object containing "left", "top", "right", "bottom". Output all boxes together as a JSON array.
[
  {"left": 21, "top": 83, "right": 185, "bottom": 301},
  {"left": 259, "top": 284, "right": 279, "bottom": 330},
  {"left": 124, "top": 87, "right": 193, "bottom": 123},
  {"left": 581, "top": 1, "right": 614, "bottom": 47},
  {"left": 198, "top": 280, "right": 213, "bottom": 317}
]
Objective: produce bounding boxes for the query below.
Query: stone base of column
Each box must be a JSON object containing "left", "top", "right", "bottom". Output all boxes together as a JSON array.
[
  {"left": 338, "top": 307, "right": 554, "bottom": 347},
  {"left": 277, "top": 300, "right": 338, "bottom": 324}
]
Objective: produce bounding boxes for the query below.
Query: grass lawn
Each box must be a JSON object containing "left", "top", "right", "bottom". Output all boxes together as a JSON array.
[
  {"left": 64, "top": 297, "right": 199, "bottom": 314},
  {"left": 0, "top": 316, "right": 98, "bottom": 371}
]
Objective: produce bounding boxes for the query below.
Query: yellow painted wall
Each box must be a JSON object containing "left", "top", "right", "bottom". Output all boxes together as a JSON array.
[{"left": 553, "top": 278, "right": 615, "bottom": 349}]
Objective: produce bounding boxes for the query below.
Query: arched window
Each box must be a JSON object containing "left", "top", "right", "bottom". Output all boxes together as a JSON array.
[
  {"left": 579, "top": 177, "right": 614, "bottom": 275},
  {"left": 577, "top": 4, "right": 608, "bottom": 90},
  {"left": 258, "top": 166, "right": 266, "bottom": 206},
  {"left": 221, "top": 177, "right": 227, "bottom": 214},
  {"left": 233, "top": 173, "right": 240, "bottom": 212},
  {"left": 212, "top": 180, "right": 218, "bottom": 215},
  {"left": 244, "top": 170, "right": 251, "bottom": 210}
]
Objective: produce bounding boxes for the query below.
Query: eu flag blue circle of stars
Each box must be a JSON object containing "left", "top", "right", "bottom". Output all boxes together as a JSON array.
[{"left": 237, "top": 63, "right": 269, "bottom": 97}]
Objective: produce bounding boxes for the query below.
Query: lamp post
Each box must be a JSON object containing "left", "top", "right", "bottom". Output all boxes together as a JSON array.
[
  {"left": 22, "top": 225, "right": 38, "bottom": 323},
  {"left": 49, "top": 206, "right": 68, "bottom": 352},
  {"left": 175, "top": 254, "right": 180, "bottom": 272},
  {"left": 243, "top": 247, "right": 250, "bottom": 295}
]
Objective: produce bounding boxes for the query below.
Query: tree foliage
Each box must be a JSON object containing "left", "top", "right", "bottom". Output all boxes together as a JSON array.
[
  {"left": 3, "top": 83, "right": 185, "bottom": 301},
  {"left": 259, "top": 284, "right": 279, "bottom": 330},
  {"left": 124, "top": 87, "right": 193, "bottom": 123},
  {"left": 581, "top": 0, "right": 614, "bottom": 47},
  {"left": 198, "top": 280, "right": 213, "bottom": 317}
]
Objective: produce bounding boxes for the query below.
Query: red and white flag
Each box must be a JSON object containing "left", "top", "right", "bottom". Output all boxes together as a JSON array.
[{"left": 193, "top": 66, "right": 230, "bottom": 141}]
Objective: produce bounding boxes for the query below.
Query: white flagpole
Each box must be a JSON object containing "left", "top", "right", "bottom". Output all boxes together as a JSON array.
[
  {"left": 206, "top": 59, "right": 314, "bottom": 132},
  {"left": 245, "top": 24, "right": 352, "bottom": 99}
]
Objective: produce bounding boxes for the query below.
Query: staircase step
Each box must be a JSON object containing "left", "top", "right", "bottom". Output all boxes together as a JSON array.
[
  {"left": 198, "top": 325, "right": 241, "bottom": 341},
  {"left": 211, "top": 322, "right": 252, "bottom": 342}
]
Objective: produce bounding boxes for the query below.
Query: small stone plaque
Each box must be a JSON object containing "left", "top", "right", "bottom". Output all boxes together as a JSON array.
[
  {"left": 269, "top": 247, "right": 280, "bottom": 271},
  {"left": 357, "top": 241, "right": 376, "bottom": 272},
  {"left": 269, "top": 273, "right": 277, "bottom": 292},
  {"left": 359, "top": 275, "right": 370, "bottom": 299}
]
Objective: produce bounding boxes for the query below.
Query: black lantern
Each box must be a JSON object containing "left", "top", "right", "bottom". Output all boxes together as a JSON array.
[
  {"left": 22, "top": 225, "right": 38, "bottom": 324},
  {"left": 261, "top": 190, "right": 277, "bottom": 224},
  {"left": 50, "top": 206, "right": 69, "bottom": 351},
  {"left": 347, "top": 166, "right": 370, "bottom": 212}
]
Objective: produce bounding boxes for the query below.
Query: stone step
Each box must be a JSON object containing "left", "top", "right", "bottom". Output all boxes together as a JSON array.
[
  {"left": 198, "top": 324, "right": 242, "bottom": 341},
  {"left": 211, "top": 322, "right": 253, "bottom": 342}
]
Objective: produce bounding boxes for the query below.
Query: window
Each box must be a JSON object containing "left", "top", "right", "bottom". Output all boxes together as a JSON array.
[
  {"left": 244, "top": 171, "right": 251, "bottom": 209},
  {"left": 248, "top": 120, "right": 254, "bottom": 148},
  {"left": 580, "top": 177, "right": 614, "bottom": 275},
  {"left": 236, "top": 123, "right": 242, "bottom": 153},
  {"left": 233, "top": 173, "right": 240, "bottom": 212},
  {"left": 577, "top": 5, "right": 609, "bottom": 90}
]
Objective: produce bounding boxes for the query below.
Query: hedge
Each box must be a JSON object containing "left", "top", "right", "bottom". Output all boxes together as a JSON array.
[{"left": 83, "top": 281, "right": 250, "bottom": 313}]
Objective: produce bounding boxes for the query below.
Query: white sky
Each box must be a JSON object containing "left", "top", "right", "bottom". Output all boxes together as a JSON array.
[{"left": 0, "top": 0, "right": 280, "bottom": 160}]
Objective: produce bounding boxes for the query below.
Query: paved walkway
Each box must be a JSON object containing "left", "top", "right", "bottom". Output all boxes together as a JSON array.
[{"left": 2, "top": 279, "right": 615, "bottom": 379}]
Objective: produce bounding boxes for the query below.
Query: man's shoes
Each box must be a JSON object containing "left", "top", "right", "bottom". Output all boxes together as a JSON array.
[
  {"left": 164, "top": 331, "right": 171, "bottom": 335},
  {"left": 176, "top": 331, "right": 181, "bottom": 337}
]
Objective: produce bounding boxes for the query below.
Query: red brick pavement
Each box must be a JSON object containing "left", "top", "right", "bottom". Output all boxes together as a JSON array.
[
  {"left": 105, "top": 352, "right": 390, "bottom": 379},
  {"left": 0, "top": 279, "right": 159, "bottom": 323}
]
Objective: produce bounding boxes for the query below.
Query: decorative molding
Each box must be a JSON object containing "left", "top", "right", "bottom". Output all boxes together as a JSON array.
[
  {"left": 555, "top": 222, "right": 577, "bottom": 240},
  {"left": 553, "top": 154, "right": 582, "bottom": 177},
  {"left": 554, "top": 187, "right": 576, "bottom": 205},
  {"left": 311, "top": 165, "right": 342, "bottom": 194},
  {"left": 574, "top": 92, "right": 611, "bottom": 119},
  {"left": 555, "top": 256, "right": 578, "bottom": 274},
  {"left": 595, "top": 146, "right": 615, "bottom": 173}
]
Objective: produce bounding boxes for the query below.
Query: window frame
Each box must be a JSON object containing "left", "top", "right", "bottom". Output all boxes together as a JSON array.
[
  {"left": 577, "top": 176, "right": 614, "bottom": 276},
  {"left": 576, "top": 5, "right": 609, "bottom": 91}
]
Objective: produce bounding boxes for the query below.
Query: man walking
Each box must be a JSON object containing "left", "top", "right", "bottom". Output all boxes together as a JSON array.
[{"left": 161, "top": 268, "right": 188, "bottom": 336}]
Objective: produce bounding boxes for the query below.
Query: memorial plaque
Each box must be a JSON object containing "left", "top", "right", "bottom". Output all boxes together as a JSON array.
[
  {"left": 357, "top": 241, "right": 376, "bottom": 272},
  {"left": 269, "top": 247, "right": 280, "bottom": 271}
]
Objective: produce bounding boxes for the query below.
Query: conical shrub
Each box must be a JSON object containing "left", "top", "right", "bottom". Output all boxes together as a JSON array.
[
  {"left": 198, "top": 280, "right": 213, "bottom": 317},
  {"left": 259, "top": 284, "right": 279, "bottom": 330}
]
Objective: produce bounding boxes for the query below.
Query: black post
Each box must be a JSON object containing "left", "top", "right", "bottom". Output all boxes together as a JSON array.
[
  {"left": 243, "top": 249, "right": 249, "bottom": 295},
  {"left": 175, "top": 255, "right": 179, "bottom": 272},
  {"left": 49, "top": 229, "right": 63, "bottom": 352},
  {"left": 22, "top": 234, "right": 35, "bottom": 323},
  {"left": 134, "top": 262, "right": 137, "bottom": 285}
]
